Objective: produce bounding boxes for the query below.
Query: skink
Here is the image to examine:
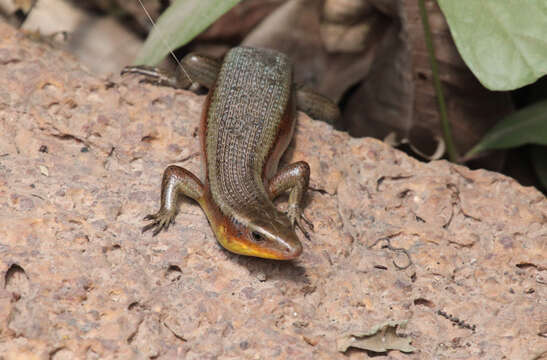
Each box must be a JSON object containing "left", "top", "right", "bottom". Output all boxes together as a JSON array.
[{"left": 123, "top": 47, "right": 339, "bottom": 260}]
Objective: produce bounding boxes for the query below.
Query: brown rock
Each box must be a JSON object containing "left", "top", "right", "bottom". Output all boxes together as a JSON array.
[{"left": 0, "top": 22, "right": 545, "bottom": 359}]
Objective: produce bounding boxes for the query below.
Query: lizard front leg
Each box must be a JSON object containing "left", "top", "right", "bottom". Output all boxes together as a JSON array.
[
  {"left": 268, "top": 161, "right": 312, "bottom": 238},
  {"left": 143, "top": 165, "right": 204, "bottom": 235}
]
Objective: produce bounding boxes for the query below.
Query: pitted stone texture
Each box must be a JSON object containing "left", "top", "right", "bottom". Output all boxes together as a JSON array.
[{"left": 0, "top": 23, "right": 545, "bottom": 359}]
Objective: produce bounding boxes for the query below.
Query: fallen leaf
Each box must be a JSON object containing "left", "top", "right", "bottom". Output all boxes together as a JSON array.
[{"left": 337, "top": 320, "right": 415, "bottom": 354}]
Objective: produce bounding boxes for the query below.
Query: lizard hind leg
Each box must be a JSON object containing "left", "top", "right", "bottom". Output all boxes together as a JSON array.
[
  {"left": 121, "top": 53, "right": 221, "bottom": 90},
  {"left": 295, "top": 85, "right": 340, "bottom": 125},
  {"left": 142, "top": 165, "right": 204, "bottom": 236}
]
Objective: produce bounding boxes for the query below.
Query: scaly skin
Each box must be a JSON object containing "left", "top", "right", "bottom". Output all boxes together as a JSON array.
[{"left": 134, "top": 47, "right": 316, "bottom": 260}]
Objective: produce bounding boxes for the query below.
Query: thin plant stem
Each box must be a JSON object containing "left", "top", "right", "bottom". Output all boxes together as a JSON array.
[{"left": 418, "top": 0, "right": 459, "bottom": 162}]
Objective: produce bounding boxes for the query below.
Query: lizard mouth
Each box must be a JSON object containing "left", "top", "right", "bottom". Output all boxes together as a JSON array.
[
  {"left": 218, "top": 231, "right": 303, "bottom": 260},
  {"left": 233, "top": 239, "right": 302, "bottom": 260}
]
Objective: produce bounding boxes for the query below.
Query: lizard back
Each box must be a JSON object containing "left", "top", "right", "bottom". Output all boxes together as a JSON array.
[{"left": 203, "top": 47, "right": 293, "bottom": 222}]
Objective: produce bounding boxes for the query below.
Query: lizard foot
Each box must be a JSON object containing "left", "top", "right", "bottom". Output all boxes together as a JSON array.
[
  {"left": 142, "top": 209, "right": 176, "bottom": 236},
  {"left": 293, "top": 211, "right": 314, "bottom": 241}
]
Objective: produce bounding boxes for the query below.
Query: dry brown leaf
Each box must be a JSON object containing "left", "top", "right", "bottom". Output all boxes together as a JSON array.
[{"left": 337, "top": 320, "right": 416, "bottom": 353}]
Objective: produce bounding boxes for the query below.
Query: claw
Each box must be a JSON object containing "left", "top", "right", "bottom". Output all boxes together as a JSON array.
[
  {"left": 287, "top": 207, "right": 314, "bottom": 240},
  {"left": 142, "top": 209, "right": 176, "bottom": 236},
  {"left": 152, "top": 224, "right": 163, "bottom": 236},
  {"left": 143, "top": 214, "right": 155, "bottom": 221},
  {"left": 296, "top": 220, "right": 311, "bottom": 240},
  {"left": 301, "top": 213, "right": 314, "bottom": 231},
  {"left": 142, "top": 221, "right": 157, "bottom": 234}
]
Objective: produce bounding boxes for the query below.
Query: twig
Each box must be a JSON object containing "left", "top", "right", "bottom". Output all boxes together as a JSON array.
[{"left": 418, "top": 0, "right": 459, "bottom": 162}]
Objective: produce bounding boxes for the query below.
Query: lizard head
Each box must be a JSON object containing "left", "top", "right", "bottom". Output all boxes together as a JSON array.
[
  {"left": 214, "top": 210, "right": 302, "bottom": 260},
  {"left": 244, "top": 217, "right": 303, "bottom": 260}
]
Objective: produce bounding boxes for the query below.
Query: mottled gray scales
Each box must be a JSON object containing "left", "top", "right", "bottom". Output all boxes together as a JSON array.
[{"left": 206, "top": 47, "right": 291, "bottom": 221}]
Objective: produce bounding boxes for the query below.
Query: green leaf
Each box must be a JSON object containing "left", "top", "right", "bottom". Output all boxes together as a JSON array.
[
  {"left": 134, "top": 0, "right": 241, "bottom": 66},
  {"left": 466, "top": 99, "right": 547, "bottom": 157},
  {"left": 437, "top": 0, "right": 547, "bottom": 91},
  {"left": 530, "top": 146, "right": 547, "bottom": 191}
]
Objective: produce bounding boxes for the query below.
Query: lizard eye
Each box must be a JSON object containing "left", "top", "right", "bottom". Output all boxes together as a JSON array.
[{"left": 251, "top": 231, "right": 264, "bottom": 242}]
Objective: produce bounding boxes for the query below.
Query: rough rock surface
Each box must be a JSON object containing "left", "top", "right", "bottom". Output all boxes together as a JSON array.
[{"left": 0, "top": 22, "right": 546, "bottom": 359}]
